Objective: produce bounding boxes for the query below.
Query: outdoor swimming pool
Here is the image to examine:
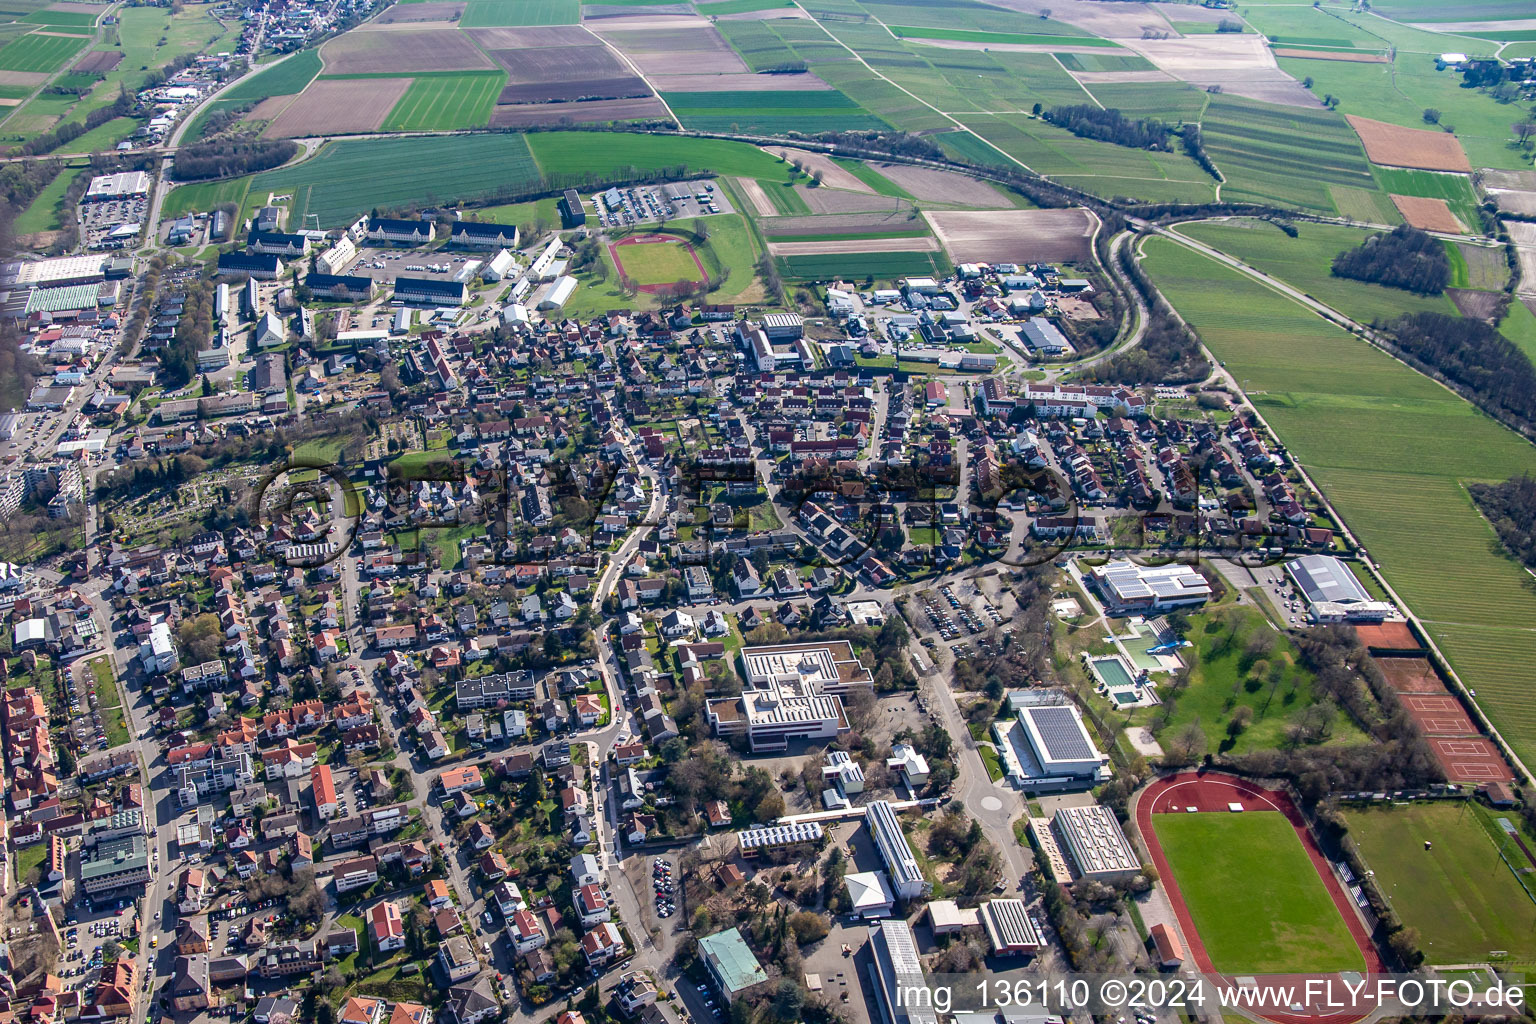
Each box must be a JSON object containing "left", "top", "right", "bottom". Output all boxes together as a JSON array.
[{"left": 1091, "top": 655, "right": 1135, "bottom": 689}]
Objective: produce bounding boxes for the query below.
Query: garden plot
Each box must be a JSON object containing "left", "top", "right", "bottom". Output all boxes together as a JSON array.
[
  {"left": 321, "top": 27, "right": 495, "bottom": 73},
  {"left": 265, "top": 77, "right": 413, "bottom": 137},
  {"left": 925, "top": 208, "right": 1093, "bottom": 263}
]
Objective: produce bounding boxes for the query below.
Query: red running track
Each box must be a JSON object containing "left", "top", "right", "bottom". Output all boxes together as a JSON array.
[
  {"left": 1135, "top": 771, "right": 1382, "bottom": 1024},
  {"left": 608, "top": 234, "right": 709, "bottom": 295}
]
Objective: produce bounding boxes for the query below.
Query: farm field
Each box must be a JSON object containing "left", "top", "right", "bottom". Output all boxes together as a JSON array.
[
  {"left": 1199, "top": 94, "right": 1381, "bottom": 214},
  {"left": 1344, "top": 801, "right": 1536, "bottom": 964},
  {"left": 251, "top": 133, "right": 542, "bottom": 226},
  {"left": 265, "top": 77, "right": 412, "bottom": 137},
  {"left": 925, "top": 208, "right": 1093, "bottom": 264},
  {"left": 886, "top": 25, "right": 1119, "bottom": 47},
  {"left": 1370, "top": 166, "right": 1480, "bottom": 227},
  {"left": 1175, "top": 219, "right": 1459, "bottom": 323},
  {"left": 662, "top": 88, "right": 884, "bottom": 133},
  {"left": 459, "top": 0, "right": 578, "bottom": 25},
  {"left": 775, "top": 248, "right": 949, "bottom": 280},
  {"left": 1141, "top": 237, "right": 1536, "bottom": 773},
  {"left": 321, "top": 28, "right": 494, "bottom": 74},
  {"left": 219, "top": 48, "right": 322, "bottom": 102},
  {"left": 0, "top": 30, "right": 84, "bottom": 72},
  {"left": 1328, "top": 184, "right": 1401, "bottom": 224},
  {"left": 1346, "top": 113, "right": 1471, "bottom": 172},
  {"left": 1273, "top": 49, "right": 1535, "bottom": 172},
  {"left": 524, "top": 131, "right": 790, "bottom": 181},
  {"left": 382, "top": 71, "right": 502, "bottom": 131},
  {"left": 1153, "top": 811, "right": 1366, "bottom": 974}
]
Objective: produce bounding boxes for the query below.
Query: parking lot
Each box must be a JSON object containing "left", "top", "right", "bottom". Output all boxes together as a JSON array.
[
  {"left": 591, "top": 179, "right": 733, "bottom": 229},
  {"left": 79, "top": 196, "right": 148, "bottom": 250}
]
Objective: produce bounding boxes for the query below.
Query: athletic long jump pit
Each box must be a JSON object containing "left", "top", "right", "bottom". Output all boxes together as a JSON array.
[{"left": 1135, "top": 772, "right": 1381, "bottom": 1024}]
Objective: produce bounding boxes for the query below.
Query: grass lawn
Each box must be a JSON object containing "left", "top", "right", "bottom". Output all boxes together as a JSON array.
[
  {"left": 1176, "top": 218, "right": 1459, "bottom": 324},
  {"left": 1154, "top": 811, "right": 1365, "bottom": 973},
  {"left": 14, "top": 840, "right": 46, "bottom": 885},
  {"left": 1142, "top": 236, "right": 1536, "bottom": 771},
  {"left": 12, "top": 163, "right": 74, "bottom": 233},
  {"left": 1344, "top": 801, "right": 1536, "bottom": 964},
  {"left": 90, "top": 656, "right": 130, "bottom": 748},
  {"left": 613, "top": 237, "right": 705, "bottom": 286}
]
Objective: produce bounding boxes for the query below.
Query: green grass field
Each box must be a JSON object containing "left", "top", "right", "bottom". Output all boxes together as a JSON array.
[
  {"left": 1128, "top": 604, "right": 1369, "bottom": 755},
  {"left": 459, "top": 0, "right": 578, "bottom": 26},
  {"left": 382, "top": 71, "right": 501, "bottom": 131},
  {"left": 219, "top": 47, "right": 322, "bottom": 102},
  {"left": 776, "top": 248, "right": 950, "bottom": 280},
  {"left": 89, "top": 656, "right": 130, "bottom": 748},
  {"left": 1176, "top": 219, "right": 1458, "bottom": 324},
  {"left": 1328, "top": 184, "right": 1401, "bottom": 225},
  {"left": 662, "top": 88, "right": 886, "bottom": 133},
  {"left": 21, "top": 8, "right": 96, "bottom": 28},
  {"left": 12, "top": 163, "right": 71, "bottom": 233},
  {"left": 887, "top": 24, "right": 1119, "bottom": 47},
  {"left": 1155, "top": 811, "right": 1365, "bottom": 973},
  {"left": 526, "top": 131, "right": 790, "bottom": 181},
  {"left": 1345, "top": 801, "right": 1536, "bottom": 964},
  {"left": 161, "top": 176, "right": 250, "bottom": 220},
  {"left": 1141, "top": 237, "right": 1536, "bottom": 771},
  {"left": 1499, "top": 298, "right": 1536, "bottom": 364},
  {"left": 614, "top": 237, "right": 705, "bottom": 286},
  {"left": 0, "top": 30, "right": 85, "bottom": 72}
]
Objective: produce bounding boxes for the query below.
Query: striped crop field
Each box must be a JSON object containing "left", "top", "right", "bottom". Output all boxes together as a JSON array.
[{"left": 1141, "top": 236, "right": 1536, "bottom": 772}]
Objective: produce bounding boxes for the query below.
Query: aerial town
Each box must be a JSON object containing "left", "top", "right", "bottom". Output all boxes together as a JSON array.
[{"left": 3, "top": 0, "right": 1536, "bottom": 1024}]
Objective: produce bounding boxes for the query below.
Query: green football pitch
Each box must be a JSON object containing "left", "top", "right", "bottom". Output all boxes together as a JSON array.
[{"left": 1154, "top": 811, "right": 1366, "bottom": 974}]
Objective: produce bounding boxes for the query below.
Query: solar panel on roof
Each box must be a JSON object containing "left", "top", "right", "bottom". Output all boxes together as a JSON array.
[{"left": 1031, "top": 706, "right": 1093, "bottom": 761}]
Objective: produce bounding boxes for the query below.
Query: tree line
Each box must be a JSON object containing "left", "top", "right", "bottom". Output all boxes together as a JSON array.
[
  {"left": 18, "top": 86, "right": 134, "bottom": 157},
  {"left": 1385, "top": 311, "right": 1536, "bottom": 429},
  {"left": 1041, "top": 104, "right": 1172, "bottom": 151},
  {"left": 172, "top": 139, "right": 300, "bottom": 181},
  {"left": 1469, "top": 474, "right": 1536, "bottom": 571},
  {"left": 1331, "top": 224, "right": 1450, "bottom": 295}
]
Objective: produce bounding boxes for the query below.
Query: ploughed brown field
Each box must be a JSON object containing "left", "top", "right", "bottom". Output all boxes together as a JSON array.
[
  {"left": 264, "top": 77, "right": 413, "bottom": 137},
  {"left": 488, "top": 96, "right": 669, "bottom": 126},
  {"left": 766, "top": 236, "right": 941, "bottom": 255},
  {"left": 869, "top": 162, "right": 1010, "bottom": 207},
  {"left": 72, "top": 49, "right": 123, "bottom": 72},
  {"left": 1346, "top": 114, "right": 1472, "bottom": 172},
  {"left": 592, "top": 24, "right": 751, "bottom": 76},
  {"left": 1272, "top": 48, "right": 1387, "bottom": 62},
  {"left": 321, "top": 27, "right": 495, "bottom": 74},
  {"left": 1389, "top": 194, "right": 1462, "bottom": 232},
  {"left": 925, "top": 208, "right": 1094, "bottom": 263}
]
